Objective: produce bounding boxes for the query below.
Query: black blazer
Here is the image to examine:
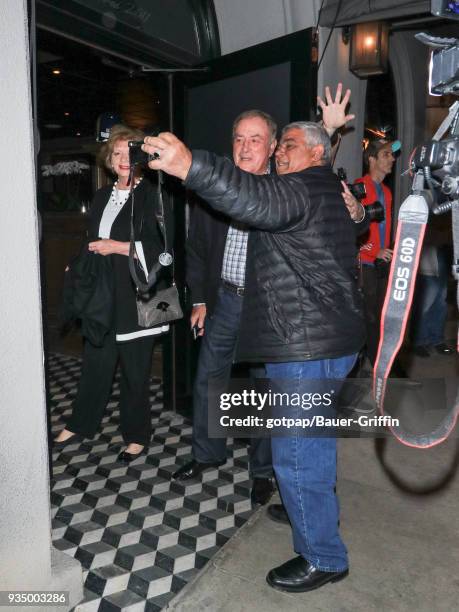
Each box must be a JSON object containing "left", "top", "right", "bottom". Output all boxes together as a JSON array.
[
  {"left": 186, "top": 197, "right": 231, "bottom": 316},
  {"left": 88, "top": 177, "right": 172, "bottom": 339}
]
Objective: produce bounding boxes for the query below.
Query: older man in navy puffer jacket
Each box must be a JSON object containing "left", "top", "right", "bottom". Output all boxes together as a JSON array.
[{"left": 143, "top": 121, "right": 366, "bottom": 594}]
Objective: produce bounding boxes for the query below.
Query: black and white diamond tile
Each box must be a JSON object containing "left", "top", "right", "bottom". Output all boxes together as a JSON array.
[{"left": 48, "top": 353, "right": 256, "bottom": 611}]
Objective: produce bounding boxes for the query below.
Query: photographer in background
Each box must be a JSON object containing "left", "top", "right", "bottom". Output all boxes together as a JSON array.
[{"left": 355, "top": 138, "right": 401, "bottom": 366}]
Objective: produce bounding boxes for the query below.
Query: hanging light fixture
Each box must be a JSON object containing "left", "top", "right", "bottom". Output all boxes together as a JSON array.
[{"left": 349, "top": 22, "right": 389, "bottom": 77}]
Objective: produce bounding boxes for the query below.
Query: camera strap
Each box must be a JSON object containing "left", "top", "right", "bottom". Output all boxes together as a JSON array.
[
  {"left": 128, "top": 169, "right": 172, "bottom": 294},
  {"left": 374, "top": 172, "right": 459, "bottom": 448}
]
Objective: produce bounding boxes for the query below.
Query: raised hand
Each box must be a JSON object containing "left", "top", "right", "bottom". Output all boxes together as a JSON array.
[{"left": 318, "top": 83, "right": 355, "bottom": 136}]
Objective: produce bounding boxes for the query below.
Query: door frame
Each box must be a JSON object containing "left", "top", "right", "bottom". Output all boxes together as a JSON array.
[{"left": 163, "top": 28, "right": 318, "bottom": 413}]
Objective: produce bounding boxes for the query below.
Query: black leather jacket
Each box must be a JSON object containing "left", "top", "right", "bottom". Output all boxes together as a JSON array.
[{"left": 184, "top": 151, "right": 366, "bottom": 363}]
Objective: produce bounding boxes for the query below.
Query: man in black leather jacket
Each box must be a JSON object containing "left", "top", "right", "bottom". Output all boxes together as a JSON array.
[{"left": 144, "top": 119, "right": 366, "bottom": 593}]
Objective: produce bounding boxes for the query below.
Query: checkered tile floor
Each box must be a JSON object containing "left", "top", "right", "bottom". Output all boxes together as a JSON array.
[{"left": 49, "top": 353, "right": 255, "bottom": 611}]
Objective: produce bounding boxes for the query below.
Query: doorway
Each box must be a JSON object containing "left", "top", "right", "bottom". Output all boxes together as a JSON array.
[
  {"left": 36, "top": 28, "right": 165, "bottom": 361},
  {"left": 363, "top": 69, "right": 398, "bottom": 193}
]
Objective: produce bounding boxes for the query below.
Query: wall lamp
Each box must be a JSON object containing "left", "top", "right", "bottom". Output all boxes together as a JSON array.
[{"left": 349, "top": 21, "right": 389, "bottom": 77}]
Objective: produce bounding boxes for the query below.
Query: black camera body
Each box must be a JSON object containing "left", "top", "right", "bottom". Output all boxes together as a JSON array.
[
  {"left": 365, "top": 201, "right": 385, "bottom": 223},
  {"left": 413, "top": 33, "right": 459, "bottom": 212},
  {"left": 349, "top": 182, "right": 367, "bottom": 201},
  {"left": 128, "top": 140, "right": 160, "bottom": 167},
  {"left": 337, "top": 167, "right": 385, "bottom": 223},
  {"left": 337, "top": 168, "right": 366, "bottom": 200},
  {"left": 412, "top": 137, "right": 459, "bottom": 197}
]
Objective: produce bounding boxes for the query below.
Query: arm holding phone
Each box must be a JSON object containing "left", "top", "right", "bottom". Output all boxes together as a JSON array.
[{"left": 191, "top": 304, "right": 206, "bottom": 337}]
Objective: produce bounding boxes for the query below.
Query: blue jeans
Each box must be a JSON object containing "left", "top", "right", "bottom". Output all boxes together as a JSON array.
[
  {"left": 192, "top": 286, "right": 272, "bottom": 478},
  {"left": 265, "top": 354, "right": 357, "bottom": 572},
  {"left": 412, "top": 247, "right": 449, "bottom": 347}
]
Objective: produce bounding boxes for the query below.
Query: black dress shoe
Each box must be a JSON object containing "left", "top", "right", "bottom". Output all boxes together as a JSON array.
[
  {"left": 117, "top": 448, "right": 146, "bottom": 463},
  {"left": 172, "top": 459, "right": 225, "bottom": 481},
  {"left": 251, "top": 478, "right": 275, "bottom": 506},
  {"left": 434, "top": 343, "right": 455, "bottom": 355},
  {"left": 267, "top": 503, "right": 290, "bottom": 525},
  {"left": 53, "top": 433, "right": 82, "bottom": 449},
  {"left": 266, "top": 556, "right": 348, "bottom": 593}
]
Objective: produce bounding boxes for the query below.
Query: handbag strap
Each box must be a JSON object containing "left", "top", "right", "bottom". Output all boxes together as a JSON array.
[
  {"left": 155, "top": 171, "right": 169, "bottom": 253},
  {"left": 128, "top": 170, "right": 173, "bottom": 294}
]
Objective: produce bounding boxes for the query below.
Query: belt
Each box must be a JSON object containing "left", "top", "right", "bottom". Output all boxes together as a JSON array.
[{"left": 221, "top": 280, "right": 245, "bottom": 296}]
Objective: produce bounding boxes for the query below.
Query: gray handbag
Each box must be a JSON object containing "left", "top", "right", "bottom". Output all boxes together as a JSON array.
[
  {"left": 128, "top": 170, "right": 183, "bottom": 328},
  {"left": 136, "top": 283, "right": 183, "bottom": 327}
]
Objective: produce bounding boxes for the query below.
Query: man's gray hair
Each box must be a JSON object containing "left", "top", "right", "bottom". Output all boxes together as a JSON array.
[
  {"left": 232, "top": 110, "right": 277, "bottom": 143},
  {"left": 281, "top": 121, "right": 331, "bottom": 163}
]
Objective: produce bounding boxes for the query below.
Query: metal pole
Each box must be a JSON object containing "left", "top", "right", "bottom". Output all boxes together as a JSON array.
[{"left": 167, "top": 73, "right": 176, "bottom": 412}]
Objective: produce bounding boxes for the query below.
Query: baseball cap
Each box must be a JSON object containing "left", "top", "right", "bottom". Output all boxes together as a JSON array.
[{"left": 96, "top": 112, "right": 122, "bottom": 142}]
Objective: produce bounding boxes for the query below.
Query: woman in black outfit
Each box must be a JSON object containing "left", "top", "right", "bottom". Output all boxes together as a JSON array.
[{"left": 54, "top": 124, "right": 171, "bottom": 462}]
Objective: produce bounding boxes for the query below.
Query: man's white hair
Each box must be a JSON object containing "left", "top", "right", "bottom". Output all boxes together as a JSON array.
[{"left": 281, "top": 121, "right": 331, "bottom": 163}]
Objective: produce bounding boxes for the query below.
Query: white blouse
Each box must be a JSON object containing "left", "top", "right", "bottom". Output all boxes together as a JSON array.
[{"left": 98, "top": 184, "right": 149, "bottom": 280}]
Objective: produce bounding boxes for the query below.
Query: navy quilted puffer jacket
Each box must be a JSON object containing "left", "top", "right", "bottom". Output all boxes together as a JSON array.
[{"left": 185, "top": 150, "right": 366, "bottom": 363}]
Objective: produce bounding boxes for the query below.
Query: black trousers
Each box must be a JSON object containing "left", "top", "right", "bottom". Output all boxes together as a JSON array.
[
  {"left": 66, "top": 330, "right": 155, "bottom": 445},
  {"left": 361, "top": 265, "right": 388, "bottom": 366}
]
